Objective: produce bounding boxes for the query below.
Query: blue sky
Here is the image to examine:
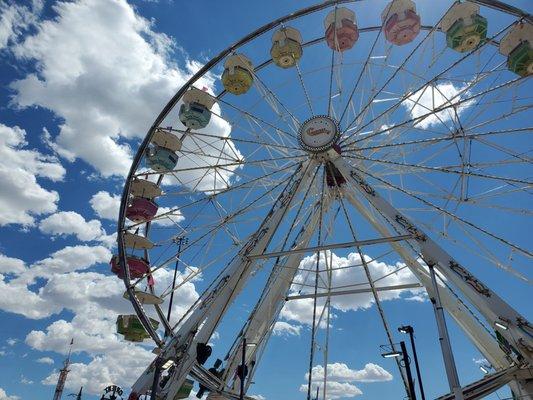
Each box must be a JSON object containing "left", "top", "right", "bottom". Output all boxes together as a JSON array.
[{"left": 0, "top": 0, "right": 531, "bottom": 399}]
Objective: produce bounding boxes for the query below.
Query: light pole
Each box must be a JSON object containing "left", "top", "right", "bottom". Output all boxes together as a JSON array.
[
  {"left": 238, "top": 339, "right": 257, "bottom": 400},
  {"left": 381, "top": 341, "right": 417, "bottom": 400},
  {"left": 167, "top": 236, "right": 188, "bottom": 323},
  {"left": 150, "top": 358, "right": 163, "bottom": 400},
  {"left": 240, "top": 337, "right": 247, "bottom": 400},
  {"left": 399, "top": 325, "right": 426, "bottom": 400},
  {"left": 479, "top": 363, "right": 494, "bottom": 374}
]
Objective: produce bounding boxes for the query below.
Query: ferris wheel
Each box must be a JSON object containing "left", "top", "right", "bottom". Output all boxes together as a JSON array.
[{"left": 114, "top": 1, "right": 533, "bottom": 399}]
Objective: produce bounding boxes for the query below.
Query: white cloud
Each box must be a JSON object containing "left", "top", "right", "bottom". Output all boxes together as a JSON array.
[
  {"left": 0, "top": 0, "right": 42, "bottom": 50},
  {"left": 299, "top": 380, "right": 362, "bottom": 400},
  {"left": 0, "top": 244, "right": 199, "bottom": 395},
  {"left": 39, "top": 211, "right": 107, "bottom": 242},
  {"left": 152, "top": 206, "right": 185, "bottom": 226},
  {"left": 36, "top": 357, "right": 54, "bottom": 365},
  {"left": 0, "top": 123, "right": 64, "bottom": 226},
  {"left": 300, "top": 362, "right": 392, "bottom": 399},
  {"left": 308, "top": 363, "right": 393, "bottom": 383},
  {"left": 90, "top": 191, "right": 184, "bottom": 227},
  {"left": 0, "top": 254, "right": 25, "bottom": 275},
  {"left": 90, "top": 191, "right": 120, "bottom": 221},
  {"left": 6, "top": 338, "right": 17, "bottom": 346},
  {"left": 29, "top": 268, "right": 199, "bottom": 395},
  {"left": 0, "top": 387, "right": 20, "bottom": 400},
  {"left": 20, "top": 376, "right": 33, "bottom": 385},
  {"left": 280, "top": 251, "right": 422, "bottom": 326},
  {"left": 473, "top": 357, "right": 489, "bottom": 366},
  {"left": 273, "top": 321, "right": 302, "bottom": 337},
  {"left": 401, "top": 81, "right": 473, "bottom": 129},
  {"left": 28, "top": 245, "right": 112, "bottom": 280},
  {"left": 0, "top": 245, "right": 112, "bottom": 319},
  {"left": 10, "top": 0, "right": 234, "bottom": 180},
  {"left": 41, "top": 345, "right": 154, "bottom": 395},
  {"left": 37, "top": 210, "right": 117, "bottom": 248}
]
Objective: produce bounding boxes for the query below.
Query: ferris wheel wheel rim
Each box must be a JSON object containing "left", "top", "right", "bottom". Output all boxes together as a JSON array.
[{"left": 116, "top": 0, "right": 532, "bottom": 346}]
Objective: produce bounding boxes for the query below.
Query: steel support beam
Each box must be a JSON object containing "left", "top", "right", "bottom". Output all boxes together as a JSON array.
[
  {"left": 223, "top": 191, "right": 333, "bottom": 394},
  {"left": 285, "top": 283, "right": 423, "bottom": 301},
  {"left": 248, "top": 234, "right": 412, "bottom": 260},
  {"left": 131, "top": 161, "right": 318, "bottom": 398},
  {"left": 340, "top": 187, "right": 510, "bottom": 370},
  {"left": 330, "top": 150, "right": 533, "bottom": 364}
]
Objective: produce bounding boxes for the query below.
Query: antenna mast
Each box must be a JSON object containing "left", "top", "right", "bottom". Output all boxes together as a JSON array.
[{"left": 52, "top": 339, "right": 74, "bottom": 400}]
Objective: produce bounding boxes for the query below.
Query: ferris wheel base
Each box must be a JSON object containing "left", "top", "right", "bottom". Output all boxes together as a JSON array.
[{"left": 436, "top": 366, "right": 533, "bottom": 400}]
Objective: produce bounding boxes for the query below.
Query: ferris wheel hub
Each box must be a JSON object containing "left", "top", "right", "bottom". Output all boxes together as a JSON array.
[{"left": 298, "top": 115, "right": 340, "bottom": 153}]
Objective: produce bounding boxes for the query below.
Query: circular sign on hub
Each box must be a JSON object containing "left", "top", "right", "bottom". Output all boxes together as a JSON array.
[{"left": 298, "top": 115, "right": 340, "bottom": 153}]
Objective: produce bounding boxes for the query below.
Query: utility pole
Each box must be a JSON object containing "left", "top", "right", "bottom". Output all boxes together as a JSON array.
[{"left": 53, "top": 339, "right": 74, "bottom": 400}]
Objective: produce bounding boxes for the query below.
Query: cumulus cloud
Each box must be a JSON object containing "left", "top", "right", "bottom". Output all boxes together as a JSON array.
[
  {"left": 0, "top": 254, "right": 25, "bottom": 275},
  {"left": 28, "top": 267, "right": 199, "bottom": 394},
  {"left": 299, "top": 380, "right": 362, "bottom": 400},
  {"left": 90, "top": 191, "right": 120, "bottom": 221},
  {"left": 10, "top": 0, "right": 237, "bottom": 181},
  {"left": 401, "top": 81, "right": 473, "bottom": 129},
  {"left": 0, "top": 387, "right": 20, "bottom": 400},
  {"left": 0, "top": 245, "right": 112, "bottom": 319},
  {"left": 280, "top": 251, "right": 422, "bottom": 326},
  {"left": 272, "top": 321, "right": 302, "bottom": 337},
  {"left": 39, "top": 211, "right": 108, "bottom": 242},
  {"left": 0, "top": 0, "right": 42, "bottom": 50},
  {"left": 307, "top": 363, "right": 393, "bottom": 383},
  {"left": 300, "top": 362, "right": 392, "bottom": 399},
  {"left": 0, "top": 243, "right": 199, "bottom": 395},
  {"left": 36, "top": 357, "right": 54, "bottom": 365},
  {"left": 0, "top": 123, "right": 64, "bottom": 226},
  {"left": 41, "top": 345, "right": 154, "bottom": 395}
]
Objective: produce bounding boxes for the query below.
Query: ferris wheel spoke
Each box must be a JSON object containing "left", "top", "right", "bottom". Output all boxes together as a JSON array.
[
  {"left": 130, "top": 171, "right": 301, "bottom": 288},
  {"left": 169, "top": 127, "right": 301, "bottom": 154},
  {"left": 353, "top": 165, "right": 532, "bottom": 258},
  {"left": 209, "top": 90, "right": 299, "bottom": 141},
  {"left": 211, "top": 106, "right": 299, "bottom": 155},
  {"left": 295, "top": 62, "right": 315, "bottom": 115},
  {"left": 327, "top": 47, "right": 336, "bottom": 117},
  {"left": 349, "top": 124, "right": 533, "bottom": 154},
  {"left": 161, "top": 160, "right": 301, "bottom": 217},
  {"left": 337, "top": 7, "right": 391, "bottom": 127},
  {"left": 342, "top": 74, "right": 524, "bottom": 150},
  {"left": 141, "top": 155, "right": 304, "bottom": 183},
  {"left": 251, "top": 68, "right": 301, "bottom": 133},
  {"left": 342, "top": 13, "right": 448, "bottom": 132},
  {"left": 352, "top": 154, "right": 532, "bottom": 186},
  {"left": 471, "top": 136, "right": 532, "bottom": 163},
  {"left": 398, "top": 206, "right": 530, "bottom": 283},
  {"left": 341, "top": 21, "right": 519, "bottom": 147}
]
